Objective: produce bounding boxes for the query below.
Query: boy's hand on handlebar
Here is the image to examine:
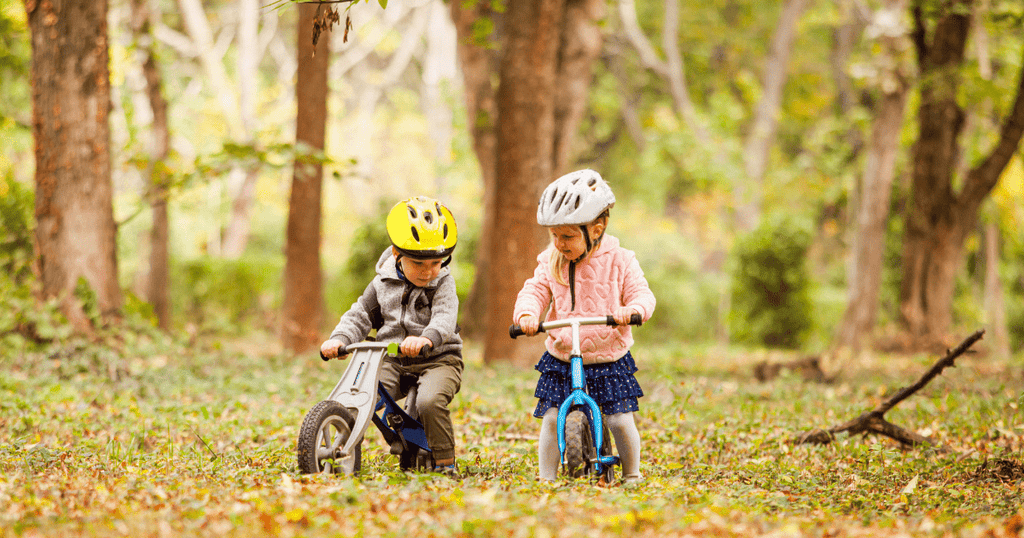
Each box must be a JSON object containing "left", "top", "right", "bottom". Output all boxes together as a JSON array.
[
  {"left": 518, "top": 315, "right": 540, "bottom": 336},
  {"left": 612, "top": 307, "right": 638, "bottom": 326},
  {"left": 400, "top": 336, "right": 432, "bottom": 357},
  {"left": 320, "top": 339, "right": 347, "bottom": 360}
]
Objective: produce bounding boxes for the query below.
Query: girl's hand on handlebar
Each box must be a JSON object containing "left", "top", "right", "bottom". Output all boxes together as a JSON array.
[
  {"left": 612, "top": 307, "right": 638, "bottom": 326},
  {"left": 320, "top": 339, "right": 347, "bottom": 360},
  {"left": 518, "top": 315, "right": 540, "bottom": 336},
  {"left": 400, "top": 336, "right": 432, "bottom": 357}
]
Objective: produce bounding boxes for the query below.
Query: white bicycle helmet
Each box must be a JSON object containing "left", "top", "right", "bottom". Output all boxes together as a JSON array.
[{"left": 536, "top": 169, "right": 616, "bottom": 226}]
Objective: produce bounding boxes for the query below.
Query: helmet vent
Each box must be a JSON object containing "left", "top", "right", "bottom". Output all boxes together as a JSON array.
[
  {"left": 443, "top": 223, "right": 449, "bottom": 238},
  {"left": 573, "top": 195, "right": 580, "bottom": 209},
  {"left": 424, "top": 211, "right": 434, "bottom": 224},
  {"left": 587, "top": 177, "right": 597, "bottom": 188},
  {"left": 408, "top": 207, "right": 417, "bottom": 219},
  {"left": 410, "top": 226, "right": 420, "bottom": 242}
]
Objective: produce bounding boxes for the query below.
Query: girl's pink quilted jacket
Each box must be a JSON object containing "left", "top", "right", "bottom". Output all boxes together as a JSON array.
[{"left": 513, "top": 234, "right": 656, "bottom": 365}]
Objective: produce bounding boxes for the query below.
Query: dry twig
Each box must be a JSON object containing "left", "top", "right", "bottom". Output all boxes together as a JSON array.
[{"left": 793, "top": 329, "right": 985, "bottom": 448}]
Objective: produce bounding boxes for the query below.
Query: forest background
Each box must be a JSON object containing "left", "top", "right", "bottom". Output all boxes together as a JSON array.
[
  {"left": 1, "top": 0, "right": 1024, "bottom": 536},
  {"left": 2, "top": 0, "right": 1024, "bottom": 359}
]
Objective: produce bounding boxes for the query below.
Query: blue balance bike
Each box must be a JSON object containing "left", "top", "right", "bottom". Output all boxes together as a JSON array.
[
  {"left": 296, "top": 342, "right": 433, "bottom": 475},
  {"left": 510, "top": 313, "right": 642, "bottom": 483}
]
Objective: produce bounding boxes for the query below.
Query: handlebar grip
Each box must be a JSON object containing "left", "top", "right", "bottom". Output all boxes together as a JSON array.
[
  {"left": 320, "top": 344, "right": 347, "bottom": 361},
  {"left": 510, "top": 324, "right": 548, "bottom": 339},
  {"left": 604, "top": 313, "right": 644, "bottom": 326},
  {"left": 384, "top": 342, "right": 433, "bottom": 358}
]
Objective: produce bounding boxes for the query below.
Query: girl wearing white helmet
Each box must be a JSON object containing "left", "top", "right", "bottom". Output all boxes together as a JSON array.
[{"left": 513, "top": 169, "right": 657, "bottom": 484}]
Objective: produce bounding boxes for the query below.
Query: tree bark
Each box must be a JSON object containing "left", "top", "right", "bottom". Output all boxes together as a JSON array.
[
  {"left": 738, "top": 0, "right": 809, "bottom": 232},
  {"left": 483, "top": 0, "right": 566, "bottom": 364},
  {"left": 835, "top": 0, "right": 910, "bottom": 351},
  {"left": 449, "top": 0, "right": 500, "bottom": 339},
  {"left": 552, "top": 0, "right": 603, "bottom": 174},
  {"left": 982, "top": 222, "right": 1010, "bottom": 358},
  {"left": 130, "top": 0, "right": 172, "bottom": 331},
  {"left": 899, "top": 1, "right": 1024, "bottom": 348},
  {"left": 27, "top": 0, "right": 122, "bottom": 332},
  {"left": 282, "top": 2, "right": 331, "bottom": 353}
]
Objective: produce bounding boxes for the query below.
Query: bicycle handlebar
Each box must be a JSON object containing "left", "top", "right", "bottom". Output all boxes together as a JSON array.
[
  {"left": 320, "top": 342, "right": 432, "bottom": 361},
  {"left": 509, "top": 313, "right": 642, "bottom": 339}
]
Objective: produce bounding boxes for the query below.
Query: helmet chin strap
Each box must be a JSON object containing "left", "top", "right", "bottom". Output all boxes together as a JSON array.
[{"left": 570, "top": 225, "right": 591, "bottom": 264}]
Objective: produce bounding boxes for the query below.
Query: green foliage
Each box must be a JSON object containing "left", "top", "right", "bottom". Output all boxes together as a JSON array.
[
  {"left": 0, "top": 174, "right": 33, "bottom": 286},
  {"left": 0, "top": 175, "right": 71, "bottom": 350},
  {"left": 0, "top": 5, "right": 29, "bottom": 127},
  {"left": 729, "top": 213, "right": 814, "bottom": 349},
  {"left": 172, "top": 255, "right": 283, "bottom": 334},
  {"left": 1002, "top": 238, "right": 1024, "bottom": 351},
  {"left": 325, "top": 211, "right": 392, "bottom": 317}
]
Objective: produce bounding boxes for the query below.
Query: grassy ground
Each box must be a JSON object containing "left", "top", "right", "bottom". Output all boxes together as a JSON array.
[{"left": 1, "top": 328, "right": 1022, "bottom": 537}]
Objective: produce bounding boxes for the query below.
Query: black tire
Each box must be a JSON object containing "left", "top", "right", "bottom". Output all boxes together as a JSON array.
[
  {"left": 563, "top": 410, "right": 595, "bottom": 478},
  {"left": 599, "top": 424, "right": 617, "bottom": 484},
  {"left": 297, "top": 400, "right": 362, "bottom": 475}
]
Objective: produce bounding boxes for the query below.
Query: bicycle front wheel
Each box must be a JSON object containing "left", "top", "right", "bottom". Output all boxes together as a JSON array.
[
  {"left": 297, "top": 400, "right": 362, "bottom": 475},
  {"left": 563, "top": 410, "right": 595, "bottom": 478}
]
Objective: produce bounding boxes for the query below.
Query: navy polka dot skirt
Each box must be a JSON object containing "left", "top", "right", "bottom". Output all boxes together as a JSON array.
[{"left": 533, "top": 351, "right": 644, "bottom": 418}]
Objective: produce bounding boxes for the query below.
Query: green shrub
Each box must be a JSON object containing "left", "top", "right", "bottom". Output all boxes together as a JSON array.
[
  {"left": 325, "top": 215, "right": 392, "bottom": 318},
  {"left": 0, "top": 175, "right": 71, "bottom": 350},
  {"left": 728, "top": 213, "right": 814, "bottom": 349},
  {"left": 0, "top": 174, "right": 33, "bottom": 286},
  {"left": 172, "top": 255, "right": 282, "bottom": 333}
]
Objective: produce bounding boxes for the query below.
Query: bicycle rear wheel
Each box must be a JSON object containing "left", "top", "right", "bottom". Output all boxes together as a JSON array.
[
  {"left": 563, "top": 410, "right": 595, "bottom": 478},
  {"left": 297, "top": 400, "right": 362, "bottom": 475}
]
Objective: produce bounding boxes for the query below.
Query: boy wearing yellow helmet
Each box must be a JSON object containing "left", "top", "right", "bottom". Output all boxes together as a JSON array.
[{"left": 320, "top": 196, "right": 462, "bottom": 475}]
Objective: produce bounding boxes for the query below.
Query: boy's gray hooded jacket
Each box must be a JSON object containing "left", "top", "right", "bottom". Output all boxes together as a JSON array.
[{"left": 329, "top": 248, "right": 462, "bottom": 358}]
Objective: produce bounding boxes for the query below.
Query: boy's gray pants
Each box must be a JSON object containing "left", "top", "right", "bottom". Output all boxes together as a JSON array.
[{"left": 377, "top": 353, "right": 463, "bottom": 462}]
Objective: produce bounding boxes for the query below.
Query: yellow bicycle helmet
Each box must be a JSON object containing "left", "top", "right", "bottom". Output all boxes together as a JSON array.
[{"left": 386, "top": 196, "right": 458, "bottom": 260}]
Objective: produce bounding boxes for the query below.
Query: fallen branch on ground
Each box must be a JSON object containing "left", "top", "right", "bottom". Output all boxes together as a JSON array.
[{"left": 793, "top": 329, "right": 985, "bottom": 448}]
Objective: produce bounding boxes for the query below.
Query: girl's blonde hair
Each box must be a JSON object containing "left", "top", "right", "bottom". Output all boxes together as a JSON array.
[{"left": 548, "top": 211, "right": 609, "bottom": 286}]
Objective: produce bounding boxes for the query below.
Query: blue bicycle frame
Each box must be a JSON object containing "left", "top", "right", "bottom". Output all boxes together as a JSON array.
[{"left": 511, "top": 315, "right": 641, "bottom": 478}]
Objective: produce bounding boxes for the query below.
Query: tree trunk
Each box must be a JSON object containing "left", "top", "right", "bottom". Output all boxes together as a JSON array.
[
  {"left": 483, "top": 0, "right": 566, "bottom": 364},
  {"left": 552, "top": 0, "right": 603, "bottom": 174},
  {"left": 130, "top": 0, "right": 172, "bottom": 331},
  {"left": 835, "top": 0, "right": 910, "bottom": 351},
  {"left": 282, "top": 2, "right": 331, "bottom": 353},
  {"left": 982, "top": 221, "right": 1010, "bottom": 358},
  {"left": 738, "top": 0, "right": 809, "bottom": 232},
  {"left": 899, "top": 1, "right": 1024, "bottom": 347},
  {"left": 27, "top": 0, "right": 122, "bottom": 332},
  {"left": 449, "top": 0, "right": 500, "bottom": 339}
]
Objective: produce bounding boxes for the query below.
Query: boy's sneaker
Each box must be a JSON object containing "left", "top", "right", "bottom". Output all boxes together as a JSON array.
[{"left": 434, "top": 463, "right": 459, "bottom": 478}]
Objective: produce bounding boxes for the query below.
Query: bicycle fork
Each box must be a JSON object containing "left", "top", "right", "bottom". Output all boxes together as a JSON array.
[{"left": 554, "top": 321, "right": 619, "bottom": 474}]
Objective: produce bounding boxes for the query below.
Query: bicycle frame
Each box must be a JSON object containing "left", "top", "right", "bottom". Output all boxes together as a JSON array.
[
  {"left": 510, "top": 314, "right": 643, "bottom": 479},
  {"left": 321, "top": 342, "right": 431, "bottom": 474},
  {"left": 539, "top": 317, "right": 622, "bottom": 476}
]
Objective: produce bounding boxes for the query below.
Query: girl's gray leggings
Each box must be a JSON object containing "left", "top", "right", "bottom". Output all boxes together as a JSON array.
[{"left": 537, "top": 407, "right": 641, "bottom": 481}]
